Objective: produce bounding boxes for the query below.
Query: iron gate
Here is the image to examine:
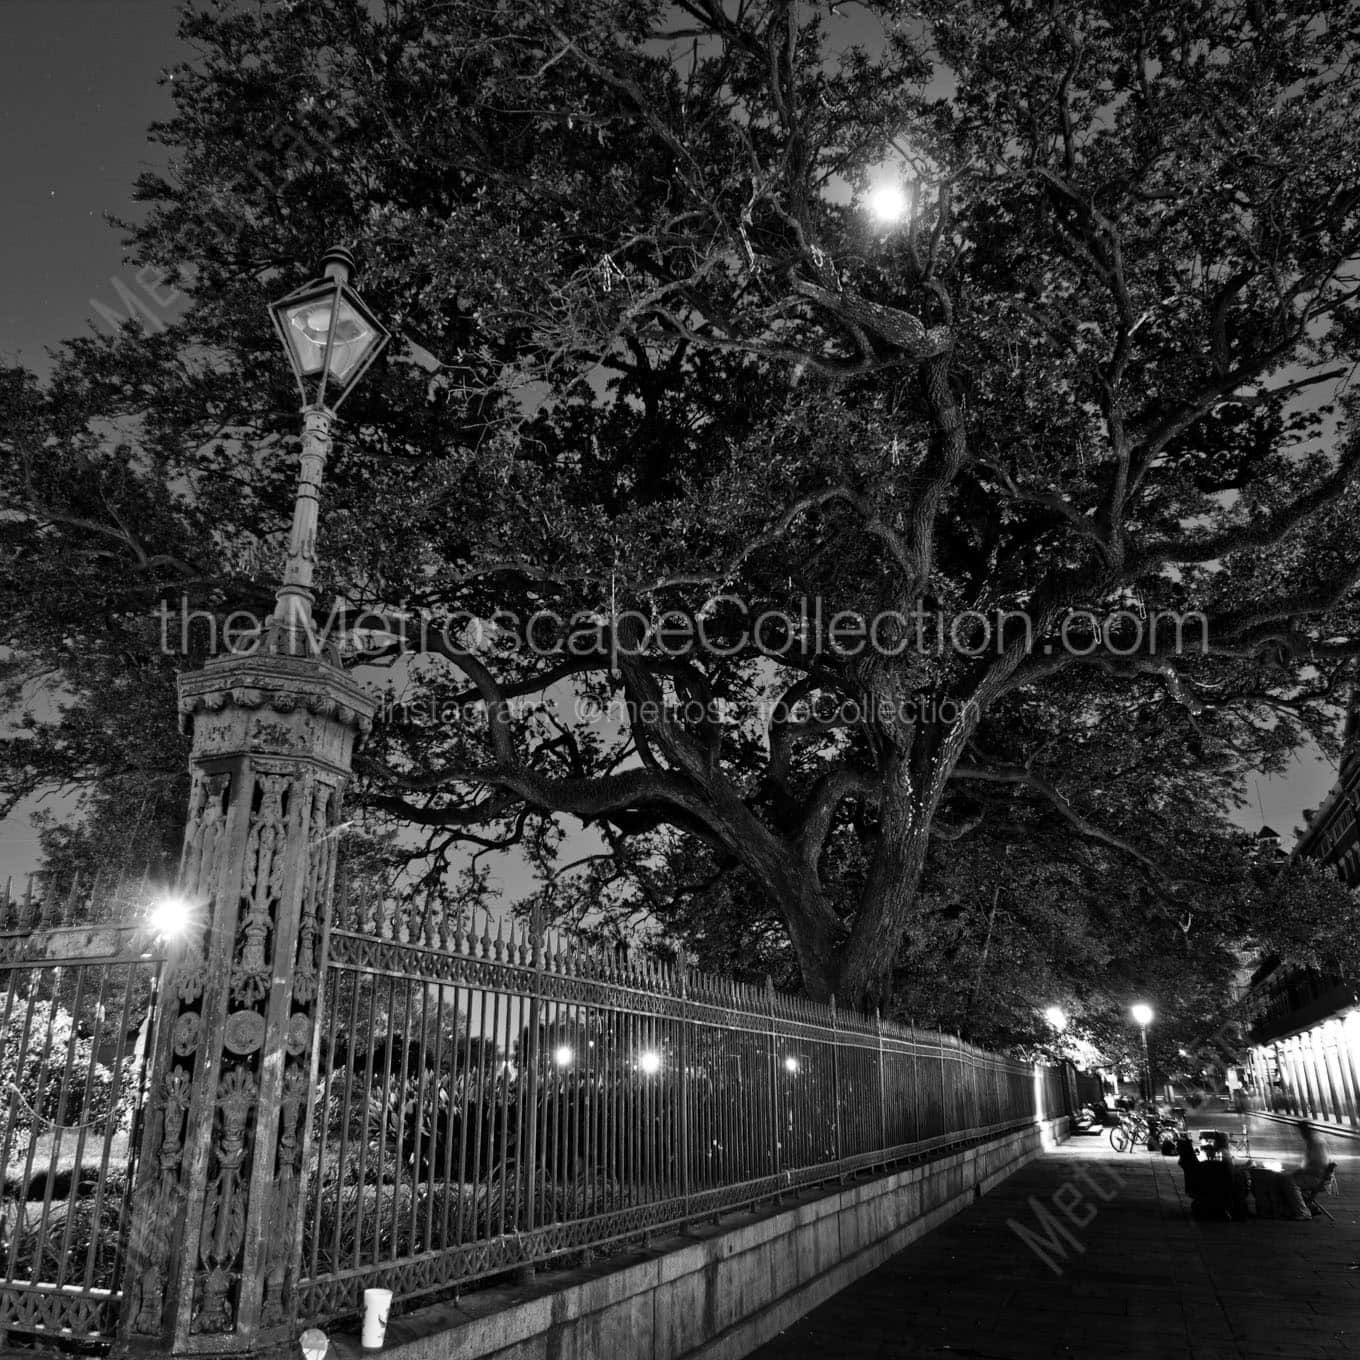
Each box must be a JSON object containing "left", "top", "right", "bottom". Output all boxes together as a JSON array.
[{"left": 0, "top": 881, "right": 166, "bottom": 1347}]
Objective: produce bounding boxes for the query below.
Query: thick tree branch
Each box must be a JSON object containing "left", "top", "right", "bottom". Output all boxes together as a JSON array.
[{"left": 953, "top": 762, "right": 1187, "bottom": 894}]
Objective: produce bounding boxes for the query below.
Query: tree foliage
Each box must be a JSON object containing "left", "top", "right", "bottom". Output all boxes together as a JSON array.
[{"left": 5, "top": 0, "right": 1360, "bottom": 1023}]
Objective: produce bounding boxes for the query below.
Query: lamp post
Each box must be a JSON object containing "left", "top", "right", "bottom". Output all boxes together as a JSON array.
[
  {"left": 1132, "top": 1003, "right": 1154, "bottom": 1104},
  {"left": 266, "top": 246, "right": 390, "bottom": 654},
  {"left": 116, "top": 248, "right": 385, "bottom": 1358}
]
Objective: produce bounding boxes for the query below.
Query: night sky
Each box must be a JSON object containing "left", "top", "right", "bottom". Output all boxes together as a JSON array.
[
  {"left": 0, "top": 0, "right": 188, "bottom": 369},
  {"left": 0, "top": 0, "right": 1336, "bottom": 882}
]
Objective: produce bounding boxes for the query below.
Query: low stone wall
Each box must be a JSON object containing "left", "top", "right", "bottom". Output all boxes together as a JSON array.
[
  {"left": 1251, "top": 1109, "right": 1360, "bottom": 1140},
  {"left": 332, "top": 1116, "right": 1068, "bottom": 1360}
]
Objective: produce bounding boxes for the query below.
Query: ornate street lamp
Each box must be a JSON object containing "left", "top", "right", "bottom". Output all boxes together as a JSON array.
[
  {"left": 266, "top": 246, "right": 390, "bottom": 653},
  {"left": 268, "top": 246, "right": 390, "bottom": 411},
  {"left": 119, "top": 248, "right": 384, "bottom": 1357}
]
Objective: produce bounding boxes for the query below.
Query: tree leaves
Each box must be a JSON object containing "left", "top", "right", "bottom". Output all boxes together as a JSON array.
[{"left": 5, "top": 0, "right": 1360, "bottom": 1026}]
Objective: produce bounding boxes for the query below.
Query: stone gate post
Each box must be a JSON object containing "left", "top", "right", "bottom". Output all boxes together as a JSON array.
[
  {"left": 116, "top": 652, "right": 373, "bottom": 1356},
  {"left": 114, "top": 246, "right": 386, "bottom": 1357}
]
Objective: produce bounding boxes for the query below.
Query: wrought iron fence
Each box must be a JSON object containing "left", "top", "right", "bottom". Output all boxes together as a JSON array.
[
  {"left": 0, "top": 871, "right": 1072, "bottom": 1345},
  {"left": 0, "top": 877, "right": 166, "bottom": 1348},
  {"left": 298, "top": 890, "right": 1070, "bottom": 1325}
]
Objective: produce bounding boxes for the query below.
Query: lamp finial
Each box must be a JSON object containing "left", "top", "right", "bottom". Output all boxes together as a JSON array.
[{"left": 320, "top": 245, "right": 356, "bottom": 284}]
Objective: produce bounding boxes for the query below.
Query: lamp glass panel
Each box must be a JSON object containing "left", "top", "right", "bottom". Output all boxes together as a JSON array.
[{"left": 283, "top": 292, "right": 379, "bottom": 383}]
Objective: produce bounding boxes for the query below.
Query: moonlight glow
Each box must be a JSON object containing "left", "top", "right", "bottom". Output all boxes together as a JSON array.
[{"left": 864, "top": 181, "right": 911, "bottom": 225}]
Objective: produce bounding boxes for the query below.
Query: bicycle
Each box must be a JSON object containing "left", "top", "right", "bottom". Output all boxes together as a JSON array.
[
  {"left": 1198, "top": 1128, "right": 1250, "bottom": 1158},
  {"left": 1109, "top": 1110, "right": 1152, "bottom": 1153}
]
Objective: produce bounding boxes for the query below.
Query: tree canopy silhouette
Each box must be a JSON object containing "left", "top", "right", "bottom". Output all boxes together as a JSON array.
[{"left": 5, "top": 0, "right": 1360, "bottom": 1012}]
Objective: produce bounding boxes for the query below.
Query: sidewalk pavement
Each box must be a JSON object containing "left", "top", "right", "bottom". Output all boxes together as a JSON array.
[{"left": 748, "top": 1113, "right": 1360, "bottom": 1360}]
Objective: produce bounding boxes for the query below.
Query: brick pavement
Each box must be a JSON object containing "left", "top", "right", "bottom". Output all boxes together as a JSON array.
[{"left": 748, "top": 1114, "right": 1360, "bottom": 1360}]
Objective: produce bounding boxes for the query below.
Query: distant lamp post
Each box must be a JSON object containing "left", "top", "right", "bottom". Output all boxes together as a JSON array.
[
  {"left": 553, "top": 1045, "right": 574, "bottom": 1069},
  {"left": 1131, "top": 1003, "right": 1155, "bottom": 1102},
  {"left": 1044, "top": 1006, "right": 1068, "bottom": 1032},
  {"left": 266, "top": 246, "right": 390, "bottom": 653},
  {"left": 784, "top": 1055, "right": 800, "bottom": 1074},
  {"left": 638, "top": 1050, "right": 662, "bottom": 1076}
]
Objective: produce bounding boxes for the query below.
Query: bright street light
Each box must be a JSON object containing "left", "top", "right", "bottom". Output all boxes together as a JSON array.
[
  {"left": 784, "top": 1055, "right": 800, "bottom": 1074},
  {"left": 638, "top": 1050, "right": 662, "bottom": 1075},
  {"left": 149, "top": 894, "right": 195, "bottom": 940},
  {"left": 1044, "top": 1006, "right": 1067, "bottom": 1031},
  {"left": 1131, "top": 1003, "right": 1154, "bottom": 1103},
  {"left": 553, "top": 1045, "right": 574, "bottom": 1068}
]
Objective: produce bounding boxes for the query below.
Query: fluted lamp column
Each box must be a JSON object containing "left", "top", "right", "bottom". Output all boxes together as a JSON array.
[
  {"left": 266, "top": 245, "right": 390, "bottom": 655},
  {"left": 115, "top": 248, "right": 386, "bottom": 1358}
]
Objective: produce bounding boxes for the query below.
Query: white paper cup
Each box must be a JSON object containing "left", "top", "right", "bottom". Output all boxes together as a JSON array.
[
  {"left": 299, "top": 1327, "right": 330, "bottom": 1360},
  {"left": 361, "top": 1289, "right": 393, "bottom": 1350}
]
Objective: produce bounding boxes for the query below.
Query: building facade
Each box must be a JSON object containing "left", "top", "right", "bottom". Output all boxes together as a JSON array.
[{"left": 1246, "top": 745, "right": 1360, "bottom": 1128}]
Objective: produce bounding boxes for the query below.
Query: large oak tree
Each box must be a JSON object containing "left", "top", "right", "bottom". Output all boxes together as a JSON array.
[{"left": 5, "top": 0, "right": 1360, "bottom": 1012}]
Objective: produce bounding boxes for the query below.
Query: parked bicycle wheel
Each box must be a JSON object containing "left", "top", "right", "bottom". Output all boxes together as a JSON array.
[{"left": 1110, "top": 1124, "right": 1133, "bottom": 1153}]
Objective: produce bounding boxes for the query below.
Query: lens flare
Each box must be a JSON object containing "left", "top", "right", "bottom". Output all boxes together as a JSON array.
[{"left": 149, "top": 895, "right": 194, "bottom": 939}]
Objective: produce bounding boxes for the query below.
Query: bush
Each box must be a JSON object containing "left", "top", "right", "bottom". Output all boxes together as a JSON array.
[{"left": 2, "top": 1170, "right": 128, "bottom": 1287}]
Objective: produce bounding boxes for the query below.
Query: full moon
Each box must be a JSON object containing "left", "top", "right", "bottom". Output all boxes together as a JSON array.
[{"left": 864, "top": 181, "right": 911, "bottom": 224}]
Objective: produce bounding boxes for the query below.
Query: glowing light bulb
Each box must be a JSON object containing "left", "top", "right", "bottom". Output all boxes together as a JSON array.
[
  {"left": 553, "top": 1045, "right": 574, "bottom": 1068},
  {"left": 638, "top": 1050, "right": 662, "bottom": 1075}
]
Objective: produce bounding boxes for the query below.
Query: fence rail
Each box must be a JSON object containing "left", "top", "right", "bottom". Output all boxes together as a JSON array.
[
  {"left": 0, "top": 877, "right": 167, "bottom": 1346},
  {"left": 0, "top": 874, "right": 1070, "bottom": 1346},
  {"left": 298, "top": 890, "right": 1069, "bottom": 1326}
]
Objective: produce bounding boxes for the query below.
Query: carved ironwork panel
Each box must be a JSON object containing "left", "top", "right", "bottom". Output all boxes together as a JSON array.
[{"left": 120, "top": 753, "right": 351, "bottom": 1351}]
